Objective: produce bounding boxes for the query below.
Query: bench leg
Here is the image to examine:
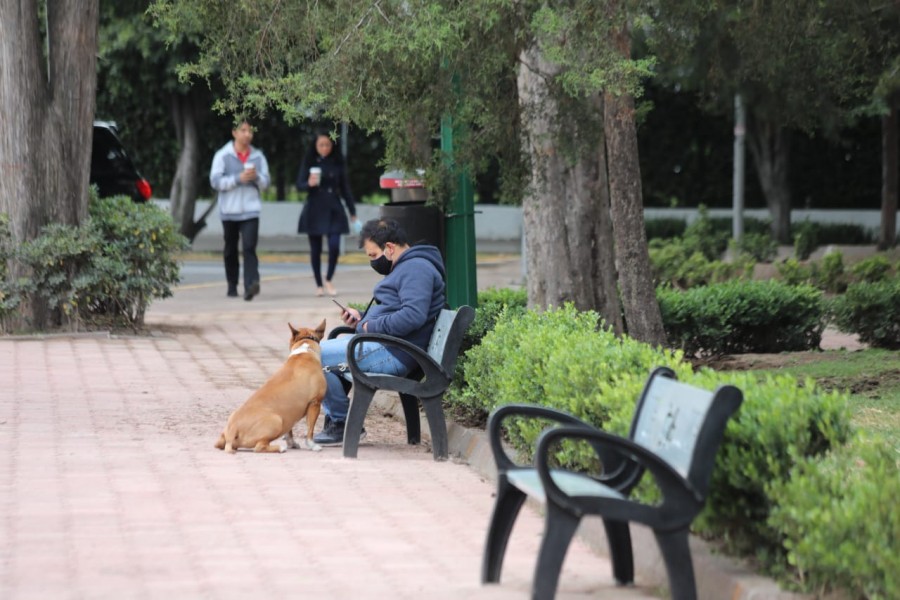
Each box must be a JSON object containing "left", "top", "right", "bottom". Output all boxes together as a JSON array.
[
  {"left": 399, "top": 393, "right": 421, "bottom": 445},
  {"left": 533, "top": 502, "right": 580, "bottom": 600},
  {"left": 421, "top": 394, "right": 448, "bottom": 461},
  {"left": 342, "top": 383, "right": 375, "bottom": 459},
  {"left": 654, "top": 527, "right": 696, "bottom": 600},
  {"left": 481, "top": 477, "right": 527, "bottom": 584},
  {"left": 602, "top": 518, "right": 634, "bottom": 585}
]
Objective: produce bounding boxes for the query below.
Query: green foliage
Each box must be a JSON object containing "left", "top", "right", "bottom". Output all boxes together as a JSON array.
[
  {"left": 658, "top": 280, "right": 825, "bottom": 357},
  {"left": 734, "top": 232, "right": 778, "bottom": 263},
  {"left": 808, "top": 222, "right": 875, "bottom": 246},
  {"left": 0, "top": 214, "right": 24, "bottom": 323},
  {"left": 849, "top": 255, "right": 893, "bottom": 283},
  {"left": 818, "top": 251, "right": 847, "bottom": 294},
  {"left": 18, "top": 223, "right": 105, "bottom": 330},
  {"left": 446, "top": 302, "right": 853, "bottom": 568},
  {"left": 648, "top": 238, "right": 753, "bottom": 288},
  {"left": 776, "top": 258, "right": 813, "bottom": 286},
  {"left": 5, "top": 196, "right": 187, "bottom": 332},
  {"left": 793, "top": 220, "right": 819, "bottom": 260},
  {"left": 452, "top": 304, "right": 689, "bottom": 455},
  {"left": 684, "top": 206, "right": 729, "bottom": 260},
  {"left": 769, "top": 433, "right": 900, "bottom": 598},
  {"left": 463, "top": 287, "right": 528, "bottom": 354},
  {"left": 689, "top": 368, "right": 853, "bottom": 557},
  {"left": 831, "top": 280, "right": 900, "bottom": 349}
]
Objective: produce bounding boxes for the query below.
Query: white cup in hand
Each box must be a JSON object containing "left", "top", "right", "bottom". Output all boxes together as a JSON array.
[{"left": 310, "top": 167, "right": 322, "bottom": 186}]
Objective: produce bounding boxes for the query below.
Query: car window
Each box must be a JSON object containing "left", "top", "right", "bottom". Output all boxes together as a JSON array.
[{"left": 91, "top": 127, "right": 136, "bottom": 174}]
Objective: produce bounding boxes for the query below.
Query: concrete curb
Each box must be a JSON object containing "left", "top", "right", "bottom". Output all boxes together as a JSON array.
[{"left": 371, "top": 394, "right": 814, "bottom": 600}]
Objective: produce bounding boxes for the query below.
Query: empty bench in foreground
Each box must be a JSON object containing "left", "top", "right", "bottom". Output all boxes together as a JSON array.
[{"left": 481, "top": 366, "right": 743, "bottom": 600}]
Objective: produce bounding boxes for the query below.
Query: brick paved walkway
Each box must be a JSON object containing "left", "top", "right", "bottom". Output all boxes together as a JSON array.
[{"left": 0, "top": 258, "right": 657, "bottom": 600}]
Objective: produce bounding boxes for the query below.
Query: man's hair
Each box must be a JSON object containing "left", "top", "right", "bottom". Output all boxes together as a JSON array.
[
  {"left": 358, "top": 219, "right": 409, "bottom": 249},
  {"left": 232, "top": 117, "right": 252, "bottom": 131}
]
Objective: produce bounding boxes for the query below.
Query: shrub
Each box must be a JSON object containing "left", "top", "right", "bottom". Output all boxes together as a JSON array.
[
  {"left": 463, "top": 287, "right": 528, "bottom": 354},
  {"left": 793, "top": 220, "right": 819, "bottom": 260},
  {"left": 649, "top": 238, "right": 751, "bottom": 288},
  {"left": 0, "top": 213, "right": 24, "bottom": 326},
  {"left": 684, "top": 205, "right": 729, "bottom": 260},
  {"left": 451, "top": 303, "right": 689, "bottom": 451},
  {"left": 734, "top": 232, "right": 778, "bottom": 263},
  {"left": 446, "top": 303, "right": 852, "bottom": 568},
  {"left": 7, "top": 195, "right": 187, "bottom": 332},
  {"left": 849, "top": 255, "right": 893, "bottom": 283},
  {"left": 19, "top": 223, "right": 105, "bottom": 330},
  {"left": 831, "top": 279, "right": 900, "bottom": 349},
  {"left": 769, "top": 433, "right": 900, "bottom": 598},
  {"left": 689, "top": 369, "right": 853, "bottom": 558},
  {"left": 658, "top": 280, "right": 825, "bottom": 357},
  {"left": 814, "top": 251, "right": 847, "bottom": 294},
  {"left": 813, "top": 223, "right": 874, "bottom": 245},
  {"left": 776, "top": 258, "right": 813, "bottom": 286}
]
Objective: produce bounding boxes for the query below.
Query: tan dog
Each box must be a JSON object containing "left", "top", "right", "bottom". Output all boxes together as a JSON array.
[{"left": 215, "top": 321, "right": 327, "bottom": 453}]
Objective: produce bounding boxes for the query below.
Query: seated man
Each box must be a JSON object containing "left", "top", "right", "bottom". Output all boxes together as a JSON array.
[{"left": 314, "top": 218, "right": 447, "bottom": 446}]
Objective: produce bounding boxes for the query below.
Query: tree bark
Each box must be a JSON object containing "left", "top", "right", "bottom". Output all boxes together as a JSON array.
[
  {"left": 169, "top": 91, "right": 203, "bottom": 241},
  {"left": 0, "top": 0, "right": 99, "bottom": 328},
  {"left": 603, "top": 21, "right": 666, "bottom": 347},
  {"left": 747, "top": 116, "right": 792, "bottom": 243},
  {"left": 517, "top": 42, "right": 623, "bottom": 333},
  {"left": 880, "top": 93, "right": 898, "bottom": 250}
]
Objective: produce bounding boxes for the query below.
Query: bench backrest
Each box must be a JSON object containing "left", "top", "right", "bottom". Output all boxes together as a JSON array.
[
  {"left": 426, "top": 305, "right": 476, "bottom": 373},
  {"left": 630, "top": 368, "right": 743, "bottom": 496}
]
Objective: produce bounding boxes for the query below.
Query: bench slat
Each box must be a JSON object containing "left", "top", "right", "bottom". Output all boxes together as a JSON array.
[{"left": 508, "top": 469, "right": 627, "bottom": 504}]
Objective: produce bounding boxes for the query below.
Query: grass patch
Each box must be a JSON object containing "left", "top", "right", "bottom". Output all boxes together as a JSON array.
[{"left": 746, "top": 349, "right": 900, "bottom": 451}]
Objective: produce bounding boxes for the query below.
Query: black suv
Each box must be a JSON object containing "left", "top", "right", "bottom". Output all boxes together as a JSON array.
[{"left": 90, "top": 121, "right": 152, "bottom": 202}]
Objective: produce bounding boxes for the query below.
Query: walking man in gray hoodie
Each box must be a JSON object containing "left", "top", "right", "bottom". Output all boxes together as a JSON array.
[{"left": 210, "top": 119, "right": 270, "bottom": 300}]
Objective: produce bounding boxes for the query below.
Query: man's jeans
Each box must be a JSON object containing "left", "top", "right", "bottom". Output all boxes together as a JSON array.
[
  {"left": 319, "top": 336, "right": 409, "bottom": 421},
  {"left": 222, "top": 218, "right": 259, "bottom": 291}
]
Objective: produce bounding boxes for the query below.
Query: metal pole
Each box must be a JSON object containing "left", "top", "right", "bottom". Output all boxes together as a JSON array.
[
  {"left": 733, "top": 93, "right": 746, "bottom": 244},
  {"left": 441, "top": 110, "right": 478, "bottom": 309}
]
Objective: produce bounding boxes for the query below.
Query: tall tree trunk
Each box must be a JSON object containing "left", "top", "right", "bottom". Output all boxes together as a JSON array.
[
  {"left": 747, "top": 116, "right": 792, "bottom": 243},
  {"left": 880, "top": 93, "right": 898, "bottom": 250},
  {"left": 0, "top": 0, "right": 99, "bottom": 329},
  {"left": 169, "top": 91, "right": 203, "bottom": 241},
  {"left": 517, "top": 42, "right": 623, "bottom": 333},
  {"left": 603, "top": 20, "right": 666, "bottom": 347}
]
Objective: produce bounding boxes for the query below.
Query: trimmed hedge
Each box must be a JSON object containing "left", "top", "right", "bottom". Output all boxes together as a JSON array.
[
  {"left": 658, "top": 280, "right": 825, "bottom": 357},
  {"left": 446, "top": 303, "right": 855, "bottom": 582},
  {"left": 831, "top": 279, "right": 900, "bottom": 349}
]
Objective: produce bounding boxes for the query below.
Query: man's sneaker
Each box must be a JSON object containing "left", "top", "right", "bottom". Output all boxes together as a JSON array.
[
  {"left": 227, "top": 287, "right": 238, "bottom": 298},
  {"left": 313, "top": 418, "right": 344, "bottom": 447},
  {"left": 312, "top": 418, "right": 366, "bottom": 447}
]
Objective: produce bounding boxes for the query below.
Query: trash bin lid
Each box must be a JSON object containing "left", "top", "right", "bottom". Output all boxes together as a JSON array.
[{"left": 380, "top": 169, "right": 425, "bottom": 189}]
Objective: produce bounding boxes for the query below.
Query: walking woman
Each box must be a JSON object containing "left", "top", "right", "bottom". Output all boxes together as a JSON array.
[{"left": 296, "top": 131, "right": 359, "bottom": 297}]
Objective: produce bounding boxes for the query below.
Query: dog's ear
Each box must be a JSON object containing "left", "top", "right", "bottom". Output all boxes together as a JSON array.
[
  {"left": 315, "top": 319, "right": 326, "bottom": 339},
  {"left": 288, "top": 322, "right": 300, "bottom": 336}
]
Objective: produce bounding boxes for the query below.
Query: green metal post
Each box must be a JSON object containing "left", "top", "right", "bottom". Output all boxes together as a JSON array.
[{"left": 440, "top": 112, "right": 478, "bottom": 309}]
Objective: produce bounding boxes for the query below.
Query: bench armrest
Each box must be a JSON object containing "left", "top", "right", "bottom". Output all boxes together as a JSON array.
[
  {"left": 327, "top": 325, "right": 356, "bottom": 340},
  {"left": 535, "top": 425, "right": 703, "bottom": 521},
  {"left": 487, "top": 404, "right": 597, "bottom": 473},
  {"left": 346, "top": 332, "right": 450, "bottom": 393}
]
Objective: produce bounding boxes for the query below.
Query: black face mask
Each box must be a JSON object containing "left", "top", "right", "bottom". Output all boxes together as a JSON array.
[{"left": 370, "top": 254, "right": 392, "bottom": 275}]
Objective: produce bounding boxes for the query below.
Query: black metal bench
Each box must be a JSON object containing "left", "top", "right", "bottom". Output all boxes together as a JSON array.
[
  {"left": 328, "top": 305, "right": 475, "bottom": 460},
  {"left": 481, "top": 366, "right": 743, "bottom": 600}
]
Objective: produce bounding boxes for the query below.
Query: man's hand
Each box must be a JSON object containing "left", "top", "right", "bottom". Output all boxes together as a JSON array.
[{"left": 341, "top": 307, "right": 361, "bottom": 326}]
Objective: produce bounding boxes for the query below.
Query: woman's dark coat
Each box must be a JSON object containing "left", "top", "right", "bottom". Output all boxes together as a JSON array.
[{"left": 295, "top": 154, "right": 356, "bottom": 235}]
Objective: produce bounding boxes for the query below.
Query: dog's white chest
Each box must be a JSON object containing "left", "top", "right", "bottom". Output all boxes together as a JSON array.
[{"left": 289, "top": 343, "right": 311, "bottom": 356}]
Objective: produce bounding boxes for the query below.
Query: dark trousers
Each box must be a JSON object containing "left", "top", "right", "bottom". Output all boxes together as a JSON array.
[
  {"left": 308, "top": 233, "right": 342, "bottom": 287},
  {"left": 222, "top": 218, "right": 259, "bottom": 291}
]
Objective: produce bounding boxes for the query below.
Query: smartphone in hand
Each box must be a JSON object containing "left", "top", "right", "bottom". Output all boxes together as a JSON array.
[{"left": 331, "top": 298, "right": 348, "bottom": 313}]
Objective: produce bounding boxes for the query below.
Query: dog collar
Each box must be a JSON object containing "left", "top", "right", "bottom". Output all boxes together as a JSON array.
[{"left": 290, "top": 343, "right": 314, "bottom": 356}]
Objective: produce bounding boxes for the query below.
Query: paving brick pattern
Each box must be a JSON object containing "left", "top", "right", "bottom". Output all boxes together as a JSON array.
[{"left": 0, "top": 259, "right": 658, "bottom": 600}]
